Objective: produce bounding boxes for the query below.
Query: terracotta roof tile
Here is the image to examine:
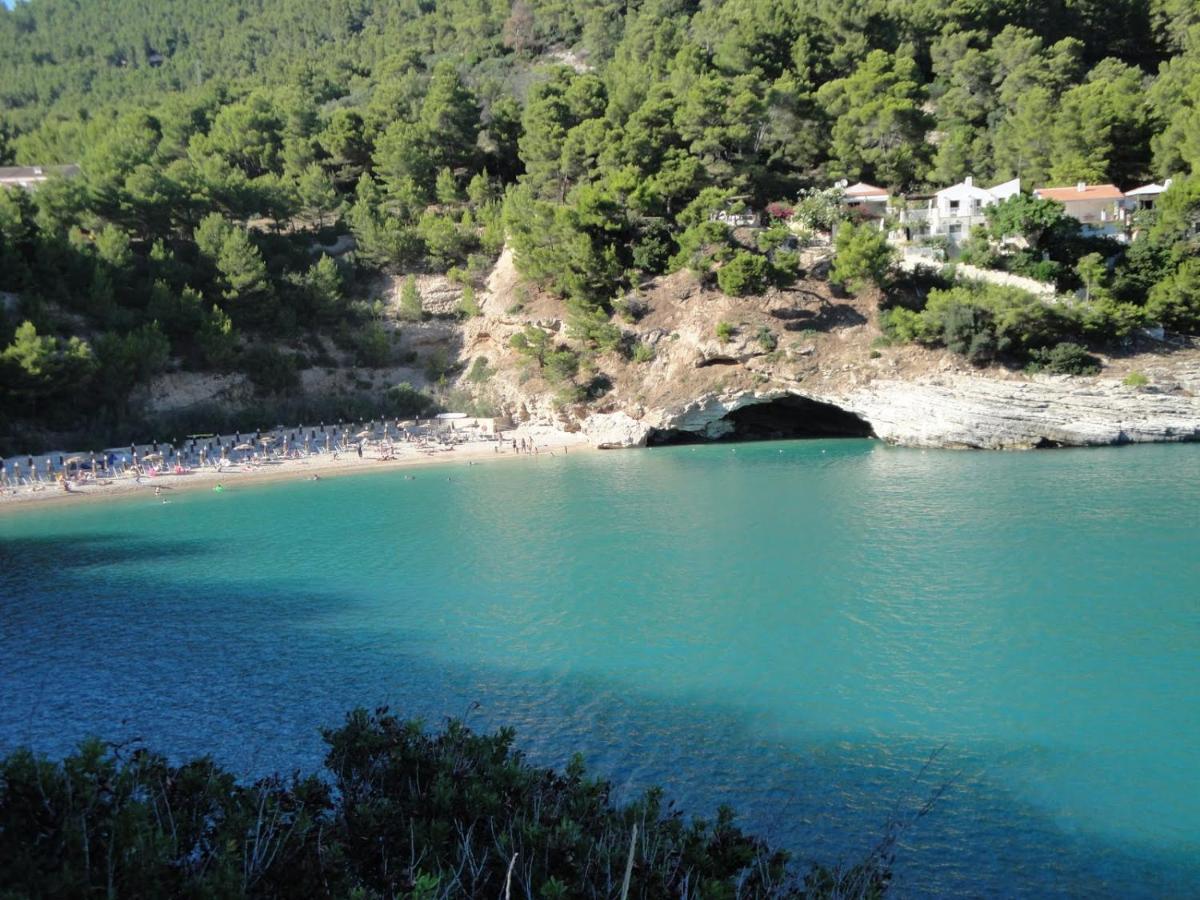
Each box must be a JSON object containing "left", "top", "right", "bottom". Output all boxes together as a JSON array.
[
  {"left": 1034, "top": 184, "right": 1124, "bottom": 202},
  {"left": 843, "top": 182, "right": 887, "bottom": 197}
]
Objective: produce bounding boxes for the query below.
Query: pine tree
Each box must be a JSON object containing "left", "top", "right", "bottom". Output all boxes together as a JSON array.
[{"left": 398, "top": 275, "right": 423, "bottom": 322}]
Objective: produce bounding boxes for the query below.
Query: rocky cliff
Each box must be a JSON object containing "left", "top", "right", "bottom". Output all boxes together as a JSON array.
[
  {"left": 455, "top": 248, "right": 1200, "bottom": 451},
  {"left": 139, "top": 247, "right": 1200, "bottom": 451}
]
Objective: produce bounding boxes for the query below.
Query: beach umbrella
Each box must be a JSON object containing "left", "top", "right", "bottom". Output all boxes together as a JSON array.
[
  {"left": 234, "top": 442, "right": 255, "bottom": 451},
  {"left": 143, "top": 452, "right": 163, "bottom": 462},
  {"left": 356, "top": 429, "right": 373, "bottom": 439}
]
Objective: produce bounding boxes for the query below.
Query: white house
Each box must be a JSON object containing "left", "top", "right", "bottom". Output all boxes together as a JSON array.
[
  {"left": 1124, "top": 179, "right": 1173, "bottom": 212},
  {"left": 892, "top": 176, "right": 1020, "bottom": 247},
  {"left": 0, "top": 164, "right": 81, "bottom": 191},
  {"left": 1033, "top": 182, "right": 1126, "bottom": 240}
]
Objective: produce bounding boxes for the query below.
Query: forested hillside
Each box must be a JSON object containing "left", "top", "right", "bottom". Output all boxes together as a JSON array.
[{"left": 2, "top": 0, "right": 1199, "bottom": 452}]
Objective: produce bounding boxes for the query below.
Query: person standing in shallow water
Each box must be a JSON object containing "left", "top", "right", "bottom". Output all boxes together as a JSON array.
[{"left": 357, "top": 443, "right": 363, "bottom": 459}]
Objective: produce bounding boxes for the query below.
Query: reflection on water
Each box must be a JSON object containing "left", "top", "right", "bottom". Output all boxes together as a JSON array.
[{"left": 2, "top": 440, "right": 1199, "bottom": 897}]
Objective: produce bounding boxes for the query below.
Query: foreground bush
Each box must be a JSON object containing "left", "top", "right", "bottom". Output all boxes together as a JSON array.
[{"left": 0, "top": 710, "right": 894, "bottom": 899}]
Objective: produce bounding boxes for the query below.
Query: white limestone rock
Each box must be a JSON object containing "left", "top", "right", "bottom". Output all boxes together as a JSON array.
[
  {"left": 839, "top": 376, "right": 1200, "bottom": 449},
  {"left": 581, "top": 412, "right": 651, "bottom": 448}
]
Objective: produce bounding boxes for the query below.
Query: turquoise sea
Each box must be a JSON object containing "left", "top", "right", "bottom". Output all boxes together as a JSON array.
[{"left": 1, "top": 440, "right": 1198, "bottom": 897}]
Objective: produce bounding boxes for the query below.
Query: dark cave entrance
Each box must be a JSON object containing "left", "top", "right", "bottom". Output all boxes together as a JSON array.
[{"left": 647, "top": 395, "right": 875, "bottom": 445}]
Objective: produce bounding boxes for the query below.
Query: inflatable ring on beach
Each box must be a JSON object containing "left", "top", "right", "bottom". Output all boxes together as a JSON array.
[{"left": 213, "top": 485, "right": 224, "bottom": 492}]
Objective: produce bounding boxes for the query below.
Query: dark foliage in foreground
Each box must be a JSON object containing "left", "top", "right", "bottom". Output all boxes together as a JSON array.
[{"left": 0, "top": 709, "right": 894, "bottom": 899}]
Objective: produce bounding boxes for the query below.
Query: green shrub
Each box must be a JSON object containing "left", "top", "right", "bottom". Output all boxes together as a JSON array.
[
  {"left": 882, "top": 307, "right": 928, "bottom": 343},
  {"left": 631, "top": 223, "right": 674, "bottom": 274},
  {"left": 1078, "top": 296, "right": 1146, "bottom": 340},
  {"left": 831, "top": 221, "right": 896, "bottom": 292},
  {"left": 631, "top": 341, "right": 655, "bottom": 363},
  {"left": 384, "top": 381, "right": 437, "bottom": 417},
  {"left": 888, "top": 283, "right": 1069, "bottom": 364},
  {"left": 353, "top": 322, "right": 392, "bottom": 367},
  {"left": 553, "top": 382, "right": 588, "bottom": 407},
  {"left": 397, "top": 275, "right": 423, "bottom": 322},
  {"left": 566, "top": 299, "right": 623, "bottom": 352},
  {"left": 756, "top": 325, "right": 777, "bottom": 351},
  {"left": 613, "top": 295, "right": 647, "bottom": 323},
  {"left": 509, "top": 326, "right": 550, "bottom": 365},
  {"left": 457, "top": 284, "right": 480, "bottom": 318},
  {"left": 1123, "top": 371, "right": 1149, "bottom": 387},
  {"left": 715, "top": 321, "right": 735, "bottom": 343},
  {"left": 1026, "top": 342, "right": 1101, "bottom": 375},
  {"left": 467, "top": 355, "right": 494, "bottom": 383},
  {"left": 197, "top": 305, "right": 238, "bottom": 370},
  {"left": 1146, "top": 258, "right": 1200, "bottom": 333},
  {"left": 543, "top": 348, "right": 580, "bottom": 384},
  {"left": 716, "top": 251, "right": 770, "bottom": 296},
  {"left": 241, "top": 345, "right": 300, "bottom": 394},
  {"left": 423, "top": 347, "right": 454, "bottom": 381},
  {"left": 769, "top": 249, "right": 802, "bottom": 285}
]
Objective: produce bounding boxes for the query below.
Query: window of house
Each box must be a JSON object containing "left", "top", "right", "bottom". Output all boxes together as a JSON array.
[
  {"left": 948, "top": 224, "right": 963, "bottom": 235},
  {"left": 948, "top": 200, "right": 960, "bottom": 212}
]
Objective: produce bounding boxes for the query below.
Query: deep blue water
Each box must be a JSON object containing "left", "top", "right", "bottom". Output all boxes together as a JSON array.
[{"left": 1, "top": 440, "right": 1198, "bottom": 897}]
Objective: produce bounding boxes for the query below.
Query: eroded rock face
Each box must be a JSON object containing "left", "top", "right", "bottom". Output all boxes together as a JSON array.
[
  {"left": 388, "top": 274, "right": 463, "bottom": 317},
  {"left": 588, "top": 377, "right": 1200, "bottom": 450},
  {"left": 581, "top": 412, "right": 651, "bottom": 448},
  {"left": 451, "top": 244, "right": 1200, "bottom": 451},
  {"left": 841, "top": 375, "right": 1200, "bottom": 449}
]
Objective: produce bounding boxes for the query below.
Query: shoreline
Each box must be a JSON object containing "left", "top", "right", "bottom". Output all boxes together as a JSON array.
[{"left": 0, "top": 427, "right": 592, "bottom": 515}]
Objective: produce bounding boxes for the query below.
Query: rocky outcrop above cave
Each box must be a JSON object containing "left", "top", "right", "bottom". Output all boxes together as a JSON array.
[{"left": 453, "top": 244, "right": 1200, "bottom": 451}]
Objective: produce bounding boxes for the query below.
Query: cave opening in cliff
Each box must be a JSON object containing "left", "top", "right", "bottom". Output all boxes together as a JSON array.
[{"left": 647, "top": 396, "right": 875, "bottom": 445}]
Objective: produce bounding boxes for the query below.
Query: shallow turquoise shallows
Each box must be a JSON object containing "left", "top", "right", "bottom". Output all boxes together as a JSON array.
[{"left": 2, "top": 440, "right": 1198, "bottom": 897}]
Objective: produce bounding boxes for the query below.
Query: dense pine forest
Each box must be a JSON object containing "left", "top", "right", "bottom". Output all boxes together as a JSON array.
[{"left": 2, "top": 0, "right": 1199, "bottom": 452}]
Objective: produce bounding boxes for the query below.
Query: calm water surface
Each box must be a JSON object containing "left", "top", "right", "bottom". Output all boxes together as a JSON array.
[{"left": 1, "top": 440, "right": 1198, "bottom": 897}]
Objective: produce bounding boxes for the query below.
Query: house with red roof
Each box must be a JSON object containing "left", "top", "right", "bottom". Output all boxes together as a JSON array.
[
  {"left": 840, "top": 181, "right": 890, "bottom": 220},
  {"left": 1033, "top": 182, "right": 1127, "bottom": 240}
]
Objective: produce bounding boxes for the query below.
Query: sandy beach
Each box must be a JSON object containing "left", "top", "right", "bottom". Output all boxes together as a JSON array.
[{"left": 0, "top": 424, "right": 592, "bottom": 513}]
